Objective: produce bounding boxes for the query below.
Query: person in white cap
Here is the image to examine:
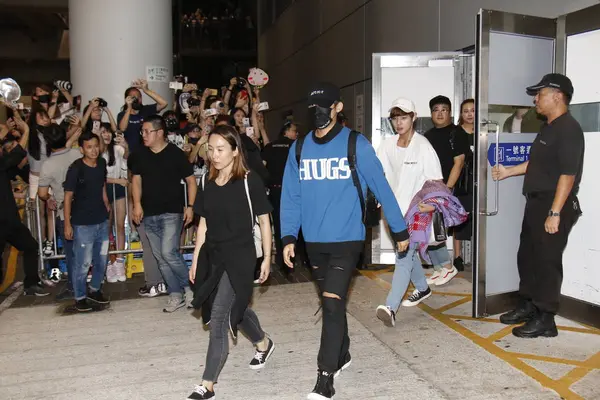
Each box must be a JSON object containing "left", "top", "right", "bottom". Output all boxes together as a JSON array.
[{"left": 375, "top": 98, "right": 445, "bottom": 327}]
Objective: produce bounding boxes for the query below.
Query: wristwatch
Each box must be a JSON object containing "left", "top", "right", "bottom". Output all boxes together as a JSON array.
[{"left": 548, "top": 210, "right": 560, "bottom": 217}]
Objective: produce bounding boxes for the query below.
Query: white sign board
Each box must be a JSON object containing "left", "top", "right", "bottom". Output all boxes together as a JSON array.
[{"left": 146, "top": 66, "right": 169, "bottom": 83}]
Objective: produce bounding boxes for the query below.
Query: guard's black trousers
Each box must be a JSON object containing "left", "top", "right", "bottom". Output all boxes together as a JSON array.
[
  {"left": 517, "top": 192, "right": 580, "bottom": 314},
  {"left": 0, "top": 217, "right": 40, "bottom": 289}
]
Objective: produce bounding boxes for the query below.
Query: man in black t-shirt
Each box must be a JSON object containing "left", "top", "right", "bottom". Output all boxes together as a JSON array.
[
  {"left": 64, "top": 131, "right": 111, "bottom": 312},
  {"left": 261, "top": 121, "right": 298, "bottom": 269},
  {"left": 129, "top": 115, "right": 197, "bottom": 313},
  {"left": 493, "top": 73, "right": 584, "bottom": 338},
  {"left": 423, "top": 96, "right": 469, "bottom": 283},
  {"left": 0, "top": 141, "right": 48, "bottom": 296}
]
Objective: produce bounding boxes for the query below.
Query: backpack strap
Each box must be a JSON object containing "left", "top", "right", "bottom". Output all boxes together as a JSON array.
[
  {"left": 295, "top": 134, "right": 307, "bottom": 166},
  {"left": 243, "top": 173, "right": 255, "bottom": 224},
  {"left": 348, "top": 130, "right": 366, "bottom": 225}
]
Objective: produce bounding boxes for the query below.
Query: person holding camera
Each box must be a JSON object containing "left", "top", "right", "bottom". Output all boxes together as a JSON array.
[
  {"left": 82, "top": 97, "right": 117, "bottom": 135},
  {"left": 117, "top": 79, "right": 168, "bottom": 154}
]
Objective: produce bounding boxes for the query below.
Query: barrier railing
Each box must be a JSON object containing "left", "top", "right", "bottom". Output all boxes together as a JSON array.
[{"left": 26, "top": 180, "right": 198, "bottom": 279}]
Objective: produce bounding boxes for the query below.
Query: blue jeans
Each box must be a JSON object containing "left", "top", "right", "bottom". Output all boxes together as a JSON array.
[
  {"left": 386, "top": 248, "right": 429, "bottom": 312},
  {"left": 429, "top": 244, "right": 451, "bottom": 271},
  {"left": 143, "top": 213, "right": 189, "bottom": 295},
  {"left": 56, "top": 218, "right": 74, "bottom": 291},
  {"left": 73, "top": 221, "right": 109, "bottom": 301}
]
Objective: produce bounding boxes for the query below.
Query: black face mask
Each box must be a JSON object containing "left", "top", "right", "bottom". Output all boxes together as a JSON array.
[
  {"left": 165, "top": 118, "right": 178, "bottom": 131},
  {"left": 188, "top": 136, "right": 200, "bottom": 145},
  {"left": 310, "top": 105, "right": 332, "bottom": 130},
  {"left": 38, "top": 95, "right": 51, "bottom": 104}
]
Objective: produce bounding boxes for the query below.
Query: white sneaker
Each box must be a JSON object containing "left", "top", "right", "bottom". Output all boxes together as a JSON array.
[
  {"left": 114, "top": 261, "right": 126, "bottom": 282},
  {"left": 157, "top": 283, "right": 168, "bottom": 295},
  {"left": 49, "top": 268, "right": 62, "bottom": 283},
  {"left": 376, "top": 305, "right": 396, "bottom": 327},
  {"left": 43, "top": 240, "right": 54, "bottom": 257},
  {"left": 106, "top": 263, "right": 118, "bottom": 283},
  {"left": 426, "top": 270, "right": 442, "bottom": 285},
  {"left": 435, "top": 267, "right": 458, "bottom": 286}
]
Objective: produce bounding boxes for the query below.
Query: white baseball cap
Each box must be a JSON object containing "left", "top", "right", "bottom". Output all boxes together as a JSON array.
[{"left": 388, "top": 98, "right": 417, "bottom": 114}]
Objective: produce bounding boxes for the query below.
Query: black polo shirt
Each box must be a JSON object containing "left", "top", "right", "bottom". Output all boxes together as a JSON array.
[
  {"left": 522, "top": 113, "right": 584, "bottom": 195},
  {"left": 261, "top": 136, "right": 294, "bottom": 187}
]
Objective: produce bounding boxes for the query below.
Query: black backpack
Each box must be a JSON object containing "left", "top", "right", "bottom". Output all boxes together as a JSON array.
[{"left": 295, "top": 130, "right": 380, "bottom": 228}]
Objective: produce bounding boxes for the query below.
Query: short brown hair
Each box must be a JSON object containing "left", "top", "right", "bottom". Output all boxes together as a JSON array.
[
  {"left": 389, "top": 107, "right": 415, "bottom": 120},
  {"left": 207, "top": 125, "right": 248, "bottom": 181}
]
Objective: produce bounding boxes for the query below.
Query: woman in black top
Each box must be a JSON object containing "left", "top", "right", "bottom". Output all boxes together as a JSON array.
[
  {"left": 453, "top": 99, "right": 475, "bottom": 271},
  {"left": 187, "top": 125, "right": 274, "bottom": 400}
]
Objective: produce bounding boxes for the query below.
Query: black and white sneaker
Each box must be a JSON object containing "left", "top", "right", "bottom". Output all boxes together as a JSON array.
[
  {"left": 334, "top": 352, "right": 351, "bottom": 378},
  {"left": 75, "top": 299, "right": 92, "bottom": 312},
  {"left": 43, "top": 240, "right": 54, "bottom": 257},
  {"left": 249, "top": 337, "right": 275, "bottom": 370},
  {"left": 187, "top": 385, "right": 215, "bottom": 399},
  {"left": 307, "top": 370, "right": 335, "bottom": 400},
  {"left": 24, "top": 284, "right": 50, "bottom": 297},
  {"left": 138, "top": 283, "right": 167, "bottom": 297},
  {"left": 376, "top": 305, "right": 396, "bottom": 327},
  {"left": 401, "top": 287, "right": 432, "bottom": 307}
]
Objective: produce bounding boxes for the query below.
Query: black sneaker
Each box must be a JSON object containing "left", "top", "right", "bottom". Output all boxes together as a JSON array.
[
  {"left": 75, "top": 299, "right": 92, "bottom": 312},
  {"left": 401, "top": 287, "right": 432, "bottom": 307},
  {"left": 453, "top": 256, "right": 465, "bottom": 272},
  {"left": 187, "top": 385, "right": 215, "bottom": 399},
  {"left": 24, "top": 284, "right": 50, "bottom": 297},
  {"left": 307, "top": 370, "right": 335, "bottom": 400},
  {"left": 55, "top": 287, "right": 74, "bottom": 301},
  {"left": 334, "top": 352, "right": 351, "bottom": 378},
  {"left": 376, "top": 305, "right": 396, "bottom": 327},
  {"left": 249, "top": 337, "right": 275, "bottom": 370},
  {"left": 88, "top": 290, "right": 110, "bottom": 305}
]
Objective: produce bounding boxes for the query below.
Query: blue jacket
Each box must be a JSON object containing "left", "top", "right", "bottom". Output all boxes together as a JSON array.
[{"left": 280, "top": 124, "right": 409, "bottom": 246}]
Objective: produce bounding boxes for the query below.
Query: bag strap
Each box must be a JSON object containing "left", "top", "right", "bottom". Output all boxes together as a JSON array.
[
  {"left": 348, "top": 130, "right": 366, "bottom": 225},
  {"left": 243, "top": 174, "right": 255, "bottom": 225},
  {"left": 295, "top": 134, "right": 307, "bottom": 166},
  {"left": 201, "top": 174, "right": 205, "bottom": 190}
]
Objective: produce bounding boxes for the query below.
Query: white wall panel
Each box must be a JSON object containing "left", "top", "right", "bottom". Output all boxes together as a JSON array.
[{"left": 566, "top": 29, "right": 600, "bottom": 105}]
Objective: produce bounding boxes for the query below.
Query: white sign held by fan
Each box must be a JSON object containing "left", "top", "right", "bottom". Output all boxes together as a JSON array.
[{"left": 247, "top": 68, "right": 269, "bottom": 88}]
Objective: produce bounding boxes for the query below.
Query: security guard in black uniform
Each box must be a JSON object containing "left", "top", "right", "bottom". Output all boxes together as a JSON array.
[
  {"left": 262, "top": 121, "right": 299, "bottom": 269},
  {"left": 493, "top": 73, "right": 584, "bottom": 338}
]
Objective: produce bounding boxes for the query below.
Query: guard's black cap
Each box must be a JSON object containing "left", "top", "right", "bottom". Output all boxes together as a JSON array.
[
  {"left": 307, "top": 82, "right": 341, "bottom": 108},
  {"left": 526, "top": 73, "right": 574, "bottom": 97}
]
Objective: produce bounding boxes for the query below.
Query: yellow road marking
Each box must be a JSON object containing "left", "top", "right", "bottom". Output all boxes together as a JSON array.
[
  {"left": 515, "top": 353, "right": 591, "bottom": 368},
  {"left": 487, "top": 325, "right": 516, "bottom": 342},
  {"left": 360, "top": 270, "right": 597, "bottom": 400}
]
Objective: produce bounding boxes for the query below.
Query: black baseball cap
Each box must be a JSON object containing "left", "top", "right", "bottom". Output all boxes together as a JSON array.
[
  {"left": 308, "top": 82, "right": 341, "bottom": 108},
  {"left": 526, "top": 73, "right": 574, "bottom": 97},
  {"left": 429, "top": 95, "right": 452, "bottom": 111}
]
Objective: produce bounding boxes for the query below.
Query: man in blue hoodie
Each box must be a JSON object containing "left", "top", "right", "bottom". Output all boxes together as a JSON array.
[{"left": 281, "top": 83, "right": 410, "bottom": 400}]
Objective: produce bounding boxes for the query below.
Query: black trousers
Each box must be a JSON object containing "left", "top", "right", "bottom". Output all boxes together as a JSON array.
[
  {"left": 0, "top": 218, "right": 40, "bottom": 288},
  {"left": 517, "top": 193, "right": 579, "bottom": 314},
  {"left": 307, "top": 244, "right": 362, "bottom": 373}
]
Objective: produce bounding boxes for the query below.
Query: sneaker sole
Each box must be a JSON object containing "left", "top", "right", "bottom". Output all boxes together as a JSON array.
[
  {"left": 249, "top": 342, "right": 276, "bottom": 370},
  {"left": 376, "top": 307, "right": 395, "bottom": 327},
  {"left": 512, "top": 328, "right": 558, "bottom": 338},
  {"left": 402, "top": 291, "right": 432, "bottom": 307},
  {"left": 307, "top": 394, "right": 332, "bottom": 400},
  {"left": 87, "top": 297, "right": 110, "bottom": 305},
  {"left": 334, "top": 358, "right": 351, "bottom": 378},
  {"left": 163, "top": 302, "right": 186, "bottom": 313}
]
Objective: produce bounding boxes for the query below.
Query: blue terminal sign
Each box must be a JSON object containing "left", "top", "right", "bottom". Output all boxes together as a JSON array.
[{"left": 488, "top": 143, "right": 532, "bottom": 166}]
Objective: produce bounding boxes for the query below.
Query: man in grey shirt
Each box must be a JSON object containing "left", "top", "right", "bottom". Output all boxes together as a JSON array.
[{"left": 38, "top": 124, "right": 81, "bottom": 301}]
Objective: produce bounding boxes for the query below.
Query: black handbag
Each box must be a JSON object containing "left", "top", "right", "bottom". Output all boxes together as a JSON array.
[{"left": 431, "top": 211, "right": 448, "bottom": 243}]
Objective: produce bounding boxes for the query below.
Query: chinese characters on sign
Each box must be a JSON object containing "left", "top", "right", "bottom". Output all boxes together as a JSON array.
[
  {"left": 146, "top": 66, "right": 170, "bottom": 83},
  {"left": 487, "top": 143, "right": 532, "bottom": 166}
]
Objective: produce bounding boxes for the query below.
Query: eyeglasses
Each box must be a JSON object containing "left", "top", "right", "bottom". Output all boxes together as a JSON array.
[{"left": 140, "top": 129, "right": 159, "bottom": 136}]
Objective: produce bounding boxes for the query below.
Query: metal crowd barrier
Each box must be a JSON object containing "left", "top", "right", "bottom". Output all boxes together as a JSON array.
[{"left": 26, "top": 180, "right": 198, "bottom": 278}]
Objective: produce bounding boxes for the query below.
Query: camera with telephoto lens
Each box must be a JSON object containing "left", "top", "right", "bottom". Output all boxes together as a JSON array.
[
  {"left": 54, "top": 80, "right": 72, "bottom": 91},
  {"left": 187, "top": 97, "right": 201, "bottom": 107},
  {"left": 97, "top": 98, "right": 107, "bottom": 108}
]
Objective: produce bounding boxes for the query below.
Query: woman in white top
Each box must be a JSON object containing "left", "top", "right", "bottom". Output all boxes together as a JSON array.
[
  {"left": 100, "top": 124, "right": 129, "bottom": 283},
  {"left": 374, "top": 98, "right": 445, "bottom": 327}
]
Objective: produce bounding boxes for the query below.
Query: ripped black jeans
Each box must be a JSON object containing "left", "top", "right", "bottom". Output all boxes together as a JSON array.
[{"left": 307, "top": 244, "right": 362, "bottom": 374}]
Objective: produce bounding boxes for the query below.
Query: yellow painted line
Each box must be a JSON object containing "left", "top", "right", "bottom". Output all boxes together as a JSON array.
[
  {"left": 444, "top": 314, "right": 600, "bottom": 335},
  {"left": 431, "top": 290, "right": 472, "bottom": 298},
  {"left": 445, "top": 314, "right": 501, "bottom": 323},
  {"left": 559, "top": 326, "right": 600, "bottom": 336},
  {"left": 559, "top": 352, "right": 600, "bottom": 387},
  {"left": 433, "top": 297, "right": 472, "bottom": 314},
  {"left": 487, "top": 325, "right": 516, "bottom": 342},
  {"left": 514, "top": 352, "right": 591, "bottom": 368},
  {"left": 360, "top": 270, "right": 586, "bottom": 400}
]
